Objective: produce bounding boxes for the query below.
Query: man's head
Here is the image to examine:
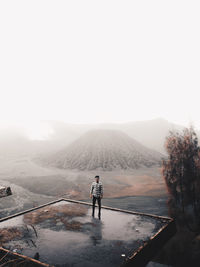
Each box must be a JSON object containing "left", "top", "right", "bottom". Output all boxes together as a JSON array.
[{"left": 95, "top": 175, "right": 100, "bottom": 183}]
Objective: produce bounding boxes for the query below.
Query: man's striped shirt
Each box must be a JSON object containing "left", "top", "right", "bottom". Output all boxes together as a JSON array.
[{"left": 90, "top": 181, "right": 103, "bottom": 197}]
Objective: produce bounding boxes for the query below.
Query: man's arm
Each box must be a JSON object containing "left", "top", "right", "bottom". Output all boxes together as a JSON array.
[{"left": 90, "top": 183, "right": 94, "bottom": 198}]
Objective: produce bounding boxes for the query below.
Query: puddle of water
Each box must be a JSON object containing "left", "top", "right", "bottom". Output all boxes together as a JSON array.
[{"left": 0, "top": 200, "right": 167, "bottom": 267}]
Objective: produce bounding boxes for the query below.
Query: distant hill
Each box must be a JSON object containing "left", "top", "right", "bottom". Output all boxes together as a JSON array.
[{"left": 43, "top": 129, "right": 164, "bottom": 171}]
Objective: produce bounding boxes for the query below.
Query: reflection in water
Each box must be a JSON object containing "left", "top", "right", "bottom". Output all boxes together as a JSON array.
[{"left": 90, "top": 218, "right": 102, "bottom": 246}]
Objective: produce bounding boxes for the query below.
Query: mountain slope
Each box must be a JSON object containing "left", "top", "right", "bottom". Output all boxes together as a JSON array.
[{"left": 43, "top": 129, "right": 164, "bottom": 171}]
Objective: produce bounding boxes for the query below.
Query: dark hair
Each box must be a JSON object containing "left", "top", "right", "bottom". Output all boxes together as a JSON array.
[{"left": 95, "top": 175, "right": 99, "bottom": 179}]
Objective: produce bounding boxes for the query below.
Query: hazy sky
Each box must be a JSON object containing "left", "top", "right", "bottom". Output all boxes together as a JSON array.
[{"left": 0, "top": 1, "right": 200, "bottom": 130}]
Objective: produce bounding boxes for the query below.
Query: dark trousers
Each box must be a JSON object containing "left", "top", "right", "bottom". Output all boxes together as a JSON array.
[{"left": 92, "top": 196, "right": 101, "bottom": 217}]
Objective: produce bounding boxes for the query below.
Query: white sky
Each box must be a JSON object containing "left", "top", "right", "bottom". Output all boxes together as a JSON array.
[{"left": 0, "top": 1, "right": 200, "bottom": 130}]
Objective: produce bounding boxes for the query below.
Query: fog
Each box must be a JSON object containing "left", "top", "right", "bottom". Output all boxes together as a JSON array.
[
  {"left": 0, "top": 118, "right": 194, "bottom": 154},
  {"left": 1, "top": 4, "right": 200, "bottom": 265},
  {"left": 0, "top": 1, "right": 200, "bottom": 130}
]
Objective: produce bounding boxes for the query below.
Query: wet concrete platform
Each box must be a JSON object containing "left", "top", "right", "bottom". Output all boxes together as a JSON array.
[{"left": 0, "top": 199, "right": 175, "bottom": 267}]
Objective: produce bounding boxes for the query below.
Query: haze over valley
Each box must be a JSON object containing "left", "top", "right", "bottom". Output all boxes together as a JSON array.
[{"left": 0, "top": 118, "right": 190, "bottom": 218}]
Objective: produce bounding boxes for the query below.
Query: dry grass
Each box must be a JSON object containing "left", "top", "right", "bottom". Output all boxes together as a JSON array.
[
  {"left": 0, "top": 227, "right": 22, "bottom": 244},
  {"left": 61, "top": 220, "right": 82, "bottom": 230},
  {"left": 23, "top": 203, "right": 88, "bottom": 230}
]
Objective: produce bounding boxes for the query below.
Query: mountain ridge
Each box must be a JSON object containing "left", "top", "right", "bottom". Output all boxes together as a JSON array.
[{"left": 43, "top": 129, "right": 164, "bottom": 171}]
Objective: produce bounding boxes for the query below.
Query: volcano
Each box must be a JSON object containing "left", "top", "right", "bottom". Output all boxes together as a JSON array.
[{"left": 43, "top": 129, "right": 163, "bottom": 171}]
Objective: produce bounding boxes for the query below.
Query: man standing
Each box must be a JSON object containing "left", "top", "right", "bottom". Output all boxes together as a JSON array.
[{"left": 90, "top": 175, "right": 103, "bottom": 219}]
